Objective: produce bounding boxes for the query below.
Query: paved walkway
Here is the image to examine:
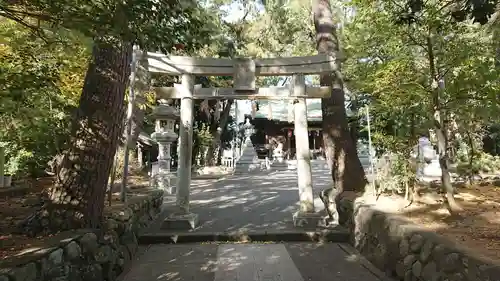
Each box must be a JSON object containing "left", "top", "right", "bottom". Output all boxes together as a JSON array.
[
  {"left": 142, "top": 160, "right": 335, "bottom": 235},
  {"left": 124, "top": 161, "right": 390, "bottom": 281},
  {"left": 123, "top": 243, "right": 388, "bottom": 281}
]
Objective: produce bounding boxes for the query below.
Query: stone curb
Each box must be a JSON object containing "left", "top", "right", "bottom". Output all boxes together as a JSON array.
[
  {"left": 337, "top": 243, "right": 398, "bottom": 281},
  {"left": 191, "top": 174, "right": 230, "bottom": 180},
  {"left": 0, "top": 189, "right": 165, "bottom": 281},
  {"left": 138, "top": 229, "right": 350, "bottom": 244},
  {"left": 337, "top": 196, "right": 500, "bottom": 281}
]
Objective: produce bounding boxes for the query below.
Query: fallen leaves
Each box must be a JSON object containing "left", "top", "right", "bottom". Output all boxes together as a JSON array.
[{"left": 377, "top": 184, "right": 500, "bottom": 261}]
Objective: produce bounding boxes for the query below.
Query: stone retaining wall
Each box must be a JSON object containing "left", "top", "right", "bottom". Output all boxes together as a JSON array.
[
  {"left": 337, "top": 192, "right": 500, "bottom": 281},
  {"left": 0, "top": 189, "right": 164, "bottom": 281}
]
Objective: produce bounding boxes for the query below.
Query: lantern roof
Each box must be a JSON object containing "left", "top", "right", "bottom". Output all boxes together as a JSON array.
[{"left": 151, "top": 104, "right": 179, "bottom": 120}]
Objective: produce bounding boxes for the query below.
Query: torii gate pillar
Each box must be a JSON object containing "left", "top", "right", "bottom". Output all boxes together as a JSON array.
[
  {"left": 291, "top": 74, "right": 322, "bottom": 227},
  {"left": 161, "top": 74, "right": 199, "bottom": 230}
]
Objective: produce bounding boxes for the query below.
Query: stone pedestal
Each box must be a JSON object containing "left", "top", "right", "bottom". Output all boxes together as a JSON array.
[
  {"left": 413, "top": 137, "right": 442, "bottom": 182},
  {"left": 292, "top": 211, "right": 324, "bottom": 228},
  {"left": 150, "top": 104, "right": 179, "bottom": 194},
  {"left": 234, "top": 118, "right": 261, "bottom": 174},
  {"left": 233, "top": 137, "right": 261, "bottom": 174},
  {"left": 155, "top": 174, "right": 177, "bottom": 194},
  {"left": 162, "top": 212, "right": 199, "bottom": 230}
]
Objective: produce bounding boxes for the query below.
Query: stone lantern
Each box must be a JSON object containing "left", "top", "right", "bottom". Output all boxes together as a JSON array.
[{"left": 151, "top": 103, "right": 179, "bottom": 194}]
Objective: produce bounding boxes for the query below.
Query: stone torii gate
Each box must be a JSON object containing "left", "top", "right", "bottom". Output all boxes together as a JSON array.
[{"left": 135, "top": 51, "right": 337, "bottom": 229}]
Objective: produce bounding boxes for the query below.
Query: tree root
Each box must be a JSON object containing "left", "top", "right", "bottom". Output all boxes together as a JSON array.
[
  {"left": 319, "top": 188, "right": 336, "bottom": 221},
  {"left": 403, "top": 198, "right": 414, "bottom": 208}
]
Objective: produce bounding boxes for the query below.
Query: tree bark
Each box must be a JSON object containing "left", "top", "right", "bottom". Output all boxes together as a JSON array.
[
  {"left": 465, "top": 129, "right": 476, "bottom": 185},
  {"left": 425, "top": 33, "right": 462, "bottom": 214},
  {"left": 21, "top": 38, "right": 132, "bottom": 235},
  {"left": 313, "top": 0, "right": 367, "bottom": 196},
  {"left": 130, "top": 97, "right": 146, "bottom": 145},
  {"left": 205, "top": 99, "right": 234, "bottom": 166},
  {"left": 494, "top": 8, "right": 500, "bottom": 68}
]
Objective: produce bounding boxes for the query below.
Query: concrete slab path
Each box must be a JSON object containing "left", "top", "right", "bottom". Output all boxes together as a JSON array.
[
  {"left": 142, "top": 160, "right": 336, "bottom": 236},
  {"left": 126, "top": 161, "right": 394, "bottom": 281},
  {"left": 122, "top": 243, "right": 389, "bottom": 281}
]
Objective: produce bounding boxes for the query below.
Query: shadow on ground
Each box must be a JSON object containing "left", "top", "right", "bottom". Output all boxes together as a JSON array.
[
  {"left": 123, "top": 242, "right": 389, "bottom": 281},
  {"left": 144, "top": 160, "right": 335, "bottom": 234}
]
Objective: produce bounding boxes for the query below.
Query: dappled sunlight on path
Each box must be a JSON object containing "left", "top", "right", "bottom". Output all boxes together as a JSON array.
[
  {"left": 123, "top": 243, "right": 385, "bottom": 281},
  {"left": 145, "top": 160, "right": 334, "bottom": 234}
]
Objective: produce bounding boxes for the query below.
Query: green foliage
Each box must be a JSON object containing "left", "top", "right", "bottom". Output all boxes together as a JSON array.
[
  {"left": 456, "top": 152, "right": 500, "bottom": 175},
  {"left": 1, "top": 0, "right": 216, "bottom": 52},
  {"left": 0, "top": 18, "right": 89, "bottom": 176},
  {"left": 344, "top": 0, "right": 500, "bottom": 198},
  {"left": 345, "top": 0, "right": 499, "bottom": 158},
  {"left": 0, "top": 0, "right": 227, "bottom": 175},
  {"left": 194, "top": 123, "right": 214, "bottom": 148},
  {"left": 375, "top": 152, "right": 416, "bottom": 194},
  {"left": 247, "top": 0, "right": 315, "bottom": 57},
  {"left": 192, "top": 123, "right": 214, "bottom": 165},
  {"left": 401, "top": 0, "right": 498, "bottom": 24}
]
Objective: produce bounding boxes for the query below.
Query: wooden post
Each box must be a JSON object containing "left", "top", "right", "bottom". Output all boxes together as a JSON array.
[
  {"left": 292, "top": 74, "right": 314, "bottom": 213},
  {"left": 176, "top": 74, "right": 195, "bottom": 214}
]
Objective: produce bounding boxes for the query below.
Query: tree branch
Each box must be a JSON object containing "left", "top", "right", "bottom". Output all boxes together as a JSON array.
[
  {"left": 0, "top": 5, "right": 52, "bottom": 21},
  {"left": 404, "top": 26, "right": 427, "bottom": 49},
  {"left": 0, "top": 9, "right": 51, "bottom": 43},
  {"left": 431, "top": 0, "right": 455, "bottom": 18}
]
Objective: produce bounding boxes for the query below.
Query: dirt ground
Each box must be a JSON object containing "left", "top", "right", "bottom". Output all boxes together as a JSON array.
[
  {"left": 0, "top": 175, "right": 150, "bottom": 260},
  {"left": 371, "top": 183, "right": 500, "bottom": 262}
]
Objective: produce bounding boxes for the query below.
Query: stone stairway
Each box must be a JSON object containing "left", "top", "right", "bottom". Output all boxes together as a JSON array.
[{"left": 233, "top": 138, "right": 264, "bottom": 174}]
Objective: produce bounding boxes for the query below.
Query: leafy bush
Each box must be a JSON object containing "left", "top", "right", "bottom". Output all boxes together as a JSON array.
[
  {"left": 456, "top": 152, "right": 500, "bottom": 176},
  {"left": 6, "top": 149, "right": 34, "bottom": 176},
  {"left": 192, "top": 123, "right": 214, "bottom": 166},
  {"left": 0, "top": 141, "right": 33, "bottom": 177},
  {"left": 374, "top": 152, "right": 416, "bottom": 195}
]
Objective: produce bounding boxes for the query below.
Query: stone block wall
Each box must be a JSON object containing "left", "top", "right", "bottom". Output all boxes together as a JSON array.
[
  {"left": 337, "top": 193, "right": 500, "bottom": 281},
  {"left": 0, "top": 189, "right": 164, "bottom": 281}
]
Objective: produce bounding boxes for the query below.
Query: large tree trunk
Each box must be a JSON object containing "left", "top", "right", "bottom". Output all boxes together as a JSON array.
[
  {"left": 205, "top": 99, "right": 234, "bottom": 166},
  {"left": 426, "top": 33, "right": 461, "bottom": 214},
  {"left": 494, "top": 5, "right": 500, "bottom": 68},
  {"left": 21, "top": 38, "right": 132, "bottom": 235},
  {"left": 313, "top": 0, "right": 367, "bottom": 196}
]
